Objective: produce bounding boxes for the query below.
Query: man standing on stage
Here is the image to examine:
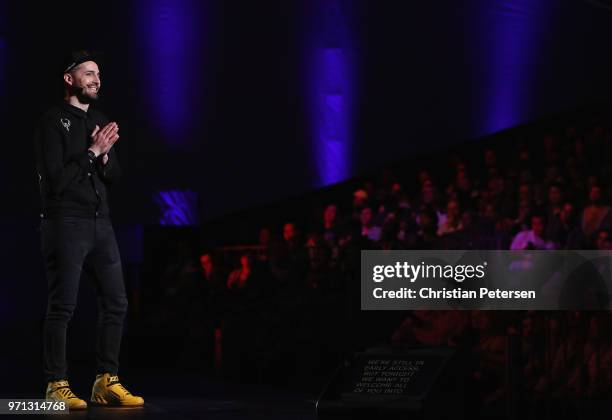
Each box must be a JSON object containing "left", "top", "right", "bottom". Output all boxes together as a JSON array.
[{"left": 35, "top": 50, "right": 143, "bottom": 409}]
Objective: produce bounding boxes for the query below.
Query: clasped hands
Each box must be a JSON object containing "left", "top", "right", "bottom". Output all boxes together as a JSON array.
[{"left": 89, "top": 122, "right": 120, "bottom": 165}]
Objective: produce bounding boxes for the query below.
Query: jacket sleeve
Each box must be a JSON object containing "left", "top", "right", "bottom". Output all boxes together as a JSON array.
[
  {"left": 96, "top": 146, "right": 121, "bottom": 185},
  {"left": 37, "top": 119, "right": 94, "bottom": 196}
]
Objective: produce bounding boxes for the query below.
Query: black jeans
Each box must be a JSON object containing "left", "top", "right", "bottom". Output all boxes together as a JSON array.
[{"left": 40, "top": 216, "right": 128, "bottom": 382}]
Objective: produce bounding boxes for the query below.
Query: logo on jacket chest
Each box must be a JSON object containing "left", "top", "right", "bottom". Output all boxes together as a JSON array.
[{"left": 60, "top": 118, "right": 71, "bottom": 132}]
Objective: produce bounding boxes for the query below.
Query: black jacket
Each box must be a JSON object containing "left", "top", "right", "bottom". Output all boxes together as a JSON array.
[{"left": 35, "top": 101, "right": 121, "bottom": 219}]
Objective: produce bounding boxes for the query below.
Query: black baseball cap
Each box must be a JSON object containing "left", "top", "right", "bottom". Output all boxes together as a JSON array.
[{"left": 62, "top": 50, "right": 103, "bottom": 74}]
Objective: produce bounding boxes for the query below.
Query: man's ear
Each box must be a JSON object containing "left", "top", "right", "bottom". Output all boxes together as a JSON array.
[{"left": 63, "top": 73, "right": 73, "bottom": 87}]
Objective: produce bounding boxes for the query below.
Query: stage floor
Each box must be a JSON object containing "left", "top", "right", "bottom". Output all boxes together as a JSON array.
[
  {"left": 51, "top": 396, "right": 317, "bottom": 419},
  {"left": 2, "top": 366, "right": 317, "bottom": 419}
]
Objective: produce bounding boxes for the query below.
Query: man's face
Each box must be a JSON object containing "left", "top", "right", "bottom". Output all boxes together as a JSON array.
[
  {"left": 360, "top": 208, "right": 373, "bottom": 226},
  {"left": 283, "top": 223, "right": 295, "bottom": 241},
  {"left": 447, "top": 200, "right": 460, "bottom": 219},
  {"left": 240, "top": 255, "right": 249, "bottom": 267},
  {"left": 560, "top": 203, "right": 574, "bottom": 224},
  {"left": 64, "top": 61, "right": 101, "bottom": 103},
  {"left": 590, "top": 186, "right": 602, "bottom": 203},
  {"left": 200, "top": 254, "right": 212, "bottom": 271},
  {"left": 548, "top": 186, "right": 563, "bottom": 206},
  {"left": 421, "top": 180, "right": 435, "bottom": 204},
  {"left": 259, "top": 228, "right": 271, "bottom": 245},
  {"left": 518, "top": 184, "right": 531, "bottom": 201},
  {"left": 531, "top": 216, "right": 545, "bottom": 237},
  {"left": 324, "top": 205, "right": 337, "bottom": 225},
  {"left": 597, "top": 231, "right": 610, "bottom": 250},
  {"left": 457, "top": 171, "right": 470, "bottom": 190}
]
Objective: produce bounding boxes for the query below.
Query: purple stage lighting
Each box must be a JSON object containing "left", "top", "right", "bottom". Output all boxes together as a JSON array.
[
  {"left": 473, "top": 0, "right": 550, "bottom": 135},
  {"left": 305, "top": 0, "right": 355, "bottom": 187},
  {"left": 137, "top": 0, "right": 203, "bottom": 149},
  {"left": 154, "top": 190, "right": 200, "bottom": 226}
]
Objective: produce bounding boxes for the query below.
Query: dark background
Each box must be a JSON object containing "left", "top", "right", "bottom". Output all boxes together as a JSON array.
[
  {"left": 2, "top": 0, "right": 612, "bottom": 224},
  {"left": 2, "top": 0, "right": 612, "bottom": 398}
]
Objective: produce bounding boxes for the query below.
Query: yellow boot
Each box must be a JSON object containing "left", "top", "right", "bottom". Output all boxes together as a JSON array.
[
  {"left": 91, "top": 373, "right": 144, "bottom": 407},
  {"left": 45, "top": 379, "right": 87, "bottom": 411}
]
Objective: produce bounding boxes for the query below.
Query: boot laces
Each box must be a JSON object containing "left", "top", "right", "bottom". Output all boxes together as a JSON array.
[
  {"left": 59, "top": 388, "right": 77, "bottom": 399},
  {"left": 108, "top": 375, "right": 132, "bottom": 396},
  {"left": 51, "top": 382, "right": 77, "bottom": 399}
]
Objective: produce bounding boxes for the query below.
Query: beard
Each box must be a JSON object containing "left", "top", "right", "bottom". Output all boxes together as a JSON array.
[{"left": 72, "top": 85, "right": 99, "bottom": 104}]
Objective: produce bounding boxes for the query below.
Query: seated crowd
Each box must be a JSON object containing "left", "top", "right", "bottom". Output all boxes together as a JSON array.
[{"left": 155, "top": 110, "right": 612, "bottom": 405}]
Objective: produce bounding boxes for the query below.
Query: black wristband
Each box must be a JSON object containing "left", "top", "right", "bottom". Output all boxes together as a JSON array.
[{"left": 87, "top": 149, "right": 97, "bottom": 162}]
